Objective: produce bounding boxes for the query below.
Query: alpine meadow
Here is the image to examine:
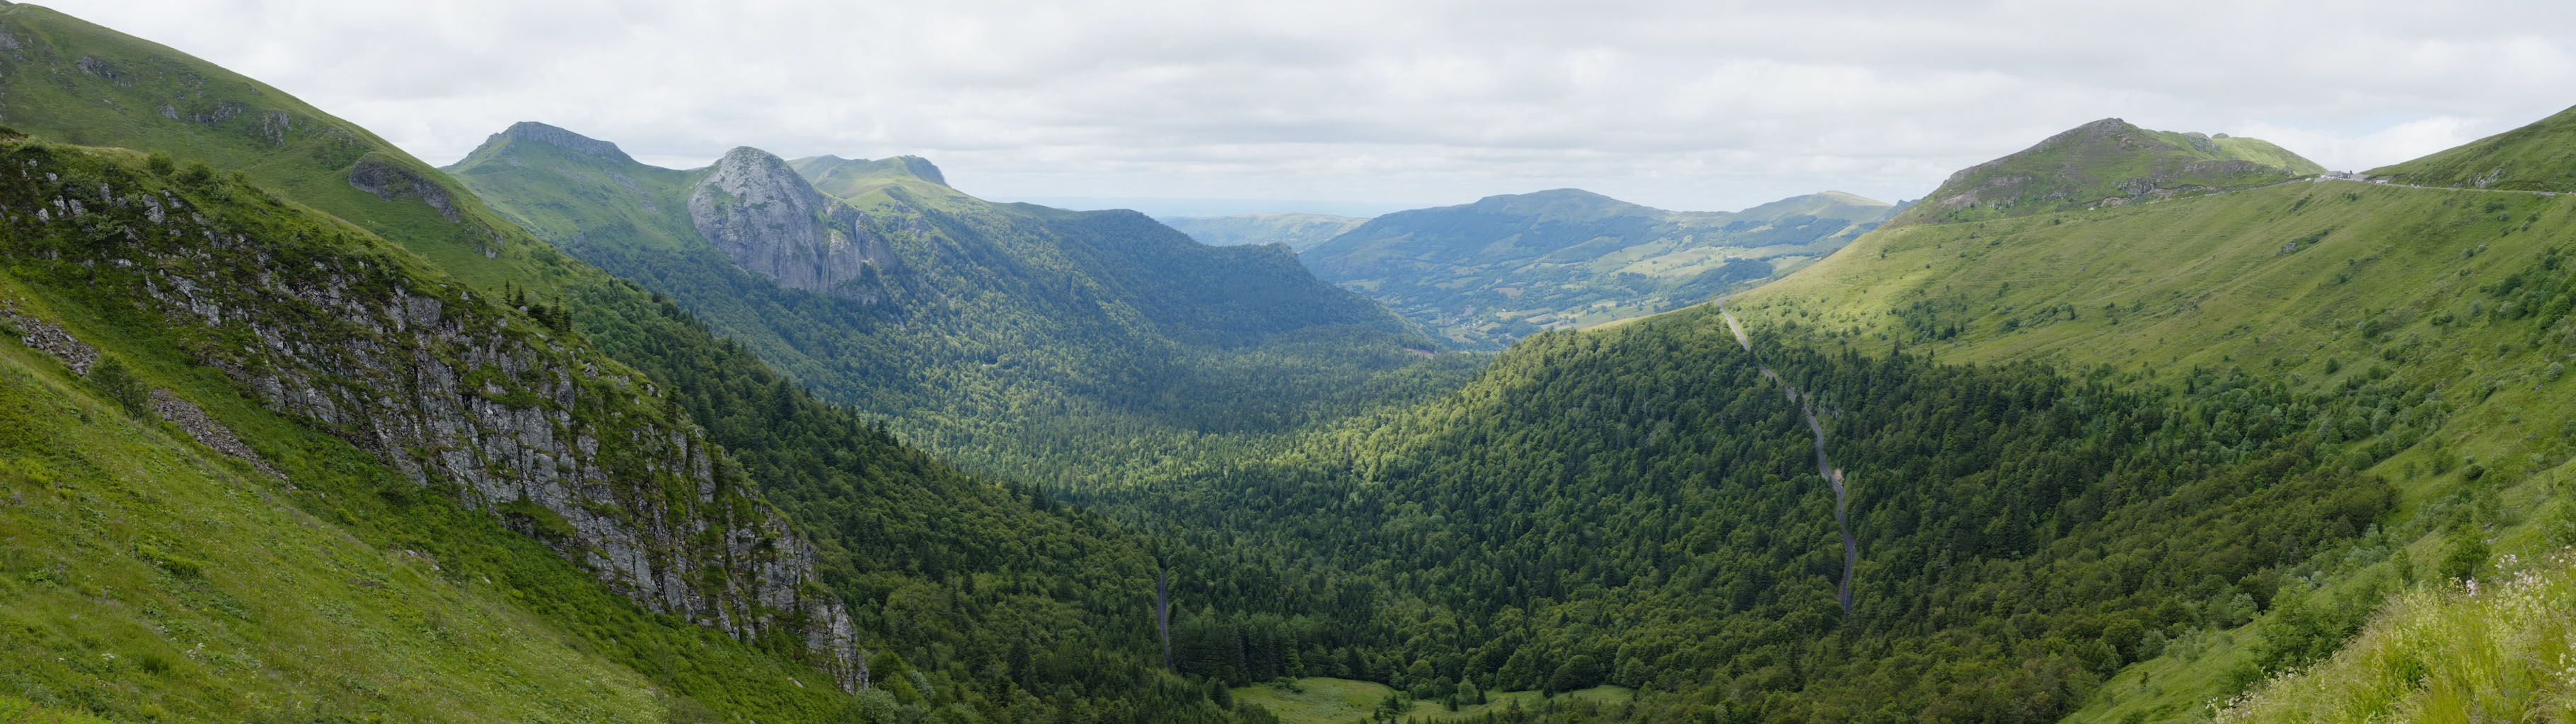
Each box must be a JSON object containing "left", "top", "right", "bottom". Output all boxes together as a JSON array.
[{"left": 4, "top": 3, "right": 2575, "bottom": 724}]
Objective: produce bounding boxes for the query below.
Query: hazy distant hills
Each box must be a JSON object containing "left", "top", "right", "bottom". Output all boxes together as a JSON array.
[
  {"left": 1886, "top": 117, "right": 2322, "bottom": 227},
  {"left": 1160, "top": 212, "right": 1370, "bottom": 251},
  {"left": 1296, "top": 187, "right": 1893, "bottom": 349}
]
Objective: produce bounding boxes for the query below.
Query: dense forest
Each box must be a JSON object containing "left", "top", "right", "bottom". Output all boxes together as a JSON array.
[{"left": 1087, "top": 306, "right": 2415, "bottom": 723}]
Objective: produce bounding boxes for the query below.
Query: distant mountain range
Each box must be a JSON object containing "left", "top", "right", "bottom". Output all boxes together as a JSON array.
[
  {"left": 1286, "top": 188, "right": 1895, "bottom": 349},
  {"left": 445, "top": 122, "right": 1470, "bottom": 489},
  {"left": 1159, "top": 212, "right": 1370, "bottom": 251}
]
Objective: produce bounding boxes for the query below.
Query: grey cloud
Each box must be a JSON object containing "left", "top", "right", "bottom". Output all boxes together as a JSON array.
[{"left": 41, "top": 0, "right": 2576, "bottom": 212}]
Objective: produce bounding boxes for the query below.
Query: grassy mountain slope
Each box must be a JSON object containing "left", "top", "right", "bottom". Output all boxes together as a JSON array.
[
  {"left": 0, "top": 322, "right": 663, "bottom": 724},
  {"left": 1104, "top": 110, "right": 2555, "bottom": 723},
  {"left": 0, "top": 137, "right": 862, "bottom": 723},
  {"left": 2368, "top": 103, "right": 2576, "bottom": 192},
  {"left": 2214, "top": 549, "right": 2576, "bottom": 723},
  {"left": 790, "top": 153, "right": 959, "bottom": 204},
  {"left": 0, "top": 7, "right": 1255, "bottom": 722},
  {"left": 1160, "top": 212, "right": 1370, "bottom": 251},
  {"left": 451, "top": 124, "right": 1479, "bottom": 490},
  {"left": 1731, "top": 115, "right": 2576, "bottom": 720},
  {"left": 1301, "top": 188, "right": 1890, "bottom": 349},
  {"left": 0, "top": 3, "right": 572, "bottom": 296},
  {"left": 441, "top": 122, "right": 705, "bottom": 253},
  {"left": 1885, "top": 118, "right": 2323, "bottom": 227}
]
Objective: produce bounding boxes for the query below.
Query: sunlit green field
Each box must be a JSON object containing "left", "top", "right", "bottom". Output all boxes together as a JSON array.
[{"left": 1231, "top": 677, "right": 1633, "bottom": 724}]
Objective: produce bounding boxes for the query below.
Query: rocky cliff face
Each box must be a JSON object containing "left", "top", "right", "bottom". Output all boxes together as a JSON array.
[
  {"left": 0, "top": 143, "right": 862, "bottom": 690},
  {"left": 688, "top": 147, "right": 900, "bottom": 303},
  {"left": 347, "top": 154, "right": 461, "bottom": 221}
]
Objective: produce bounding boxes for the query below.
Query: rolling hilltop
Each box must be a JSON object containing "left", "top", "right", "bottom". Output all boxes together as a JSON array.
[
  {"left": 1300, "top": 187, "right": 1893, "bottom": 349},
  {"left": 1885, "top": 117, "right": 2323, "bottom": 226}
]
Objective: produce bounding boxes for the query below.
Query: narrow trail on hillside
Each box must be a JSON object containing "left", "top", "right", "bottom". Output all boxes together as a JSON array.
[{"left": 1719, "top": 300, "right": 1856, "bottom": 615}]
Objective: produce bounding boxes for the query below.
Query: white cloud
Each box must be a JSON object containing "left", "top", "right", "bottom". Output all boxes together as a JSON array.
[{"left": 37, "top": 0, "right": 2576, "bottom": 212}]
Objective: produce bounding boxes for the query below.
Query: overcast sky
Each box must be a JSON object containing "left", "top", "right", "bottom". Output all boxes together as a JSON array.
[{"left": 44, "top": 0, "right": 2576, "bottom": 215}]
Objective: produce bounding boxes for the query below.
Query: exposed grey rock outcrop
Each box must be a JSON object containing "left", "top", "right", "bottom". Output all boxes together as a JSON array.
[
  {"left": 257, "top": 110, "right": 291, "bottom": 146},
  {"left": 1, "top": 299, "right": 96, "bottom": 374},
  {"left": 149, "top": 388, "right": 285, "bottom": 480},
  {"left": 689, "top": 146, "right": 900, "bottom": 303},
  {"left": 4, "top": 158, "right": 864, "bottom": 691},
  {"left": 347, "top": 156, "right": 461, "bottom": 222}
]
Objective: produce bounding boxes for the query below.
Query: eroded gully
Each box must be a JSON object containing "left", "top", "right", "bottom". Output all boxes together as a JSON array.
[{"left": 1718, "top": 301, "right": 1856, "bottom": 614}]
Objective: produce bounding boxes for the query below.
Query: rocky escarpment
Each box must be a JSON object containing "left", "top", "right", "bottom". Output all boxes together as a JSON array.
[
  {"left": 688, "top": 147, "right": 900, "bottom": 303},
  {"left": 347, "top": 154, "right": 461, "bottom": 221},
  {"left": 0, "top": 143, "right": 863, "bottom": 690}
]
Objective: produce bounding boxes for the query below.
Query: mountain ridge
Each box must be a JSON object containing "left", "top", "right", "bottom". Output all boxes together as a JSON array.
[
  {"left": 2369, "top": 102, "right": 2576, "bottom": 192},
  {"left": 486, "top": 120, "right": 637, "bottom": 163},
  {"left": 1885, "top": 117, "right": 2324, "bottom": 226},
  {"left": 791, "top": 153, "right": 950, "bottom": 189},
  {"left": 448, "top": 119, "right": 1471, "bottom": 492}
]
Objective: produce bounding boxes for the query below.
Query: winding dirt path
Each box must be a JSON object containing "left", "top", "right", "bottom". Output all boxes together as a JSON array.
[{"left": 1719, "top": 301, "right": 1856, "bottom": 614}]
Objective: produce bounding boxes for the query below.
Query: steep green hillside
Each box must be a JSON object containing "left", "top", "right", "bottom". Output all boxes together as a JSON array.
[
  {"left": 1733, "top": 112, "right": 2576, "bottom": 721},
  {"left": 451, "top": 123, "right": 1479, "bottom": 490},
  {"left": 2214, "top": 550, "right": 2576, "bottom": 723},
  {"left": 1160, "top": 212, "right": 1370, "bottom": 250},
  {"left": 2369, "top": 103, "right": 2576, "bottom": 192},
  {"left": 1885, "top": 118, "right": 2322, "bottom": 227},
  {"left": 0, "top": 311, "right": 671, "bottom": 724},
  {"left": 0, "top": 3, "right": 570, "bottom": 295},
  {"left": 0, "top": 7, "right": 1263, "bottom": 722},
  {"left": 1301, "top": 188, "right": 1890, "bottom": 349},
  {"left": 0, "top": 136, "right": 865, "bottom": 722}
]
